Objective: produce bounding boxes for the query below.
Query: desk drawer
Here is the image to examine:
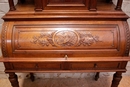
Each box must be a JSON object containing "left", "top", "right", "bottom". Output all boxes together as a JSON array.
[
  {"left": 70, "top": 62, "right": 120, "bottom": 70},
  {"left": 38, "top": 63, "right": 62, "bottom": 70},
  {"left": 12, "top": 63, "right": 36, "bottom": 70},
  {"left": 12, "top": 62, "right": 121, "bottom": 70},
  {"left": 12, "top": 62, "right": 62, "bottom": 70}
]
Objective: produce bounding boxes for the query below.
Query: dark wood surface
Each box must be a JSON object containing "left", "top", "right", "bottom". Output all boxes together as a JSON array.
[
  {"left": 8, "top": 0, "right": 123, "bottom": 11},
  {"left": 1, "top": 0, "right": 130, "bottom": 87}
]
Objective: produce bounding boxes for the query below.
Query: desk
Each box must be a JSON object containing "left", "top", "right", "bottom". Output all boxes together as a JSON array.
[{"left": 1, "top": 0, "right": 130, "bottom": 87}]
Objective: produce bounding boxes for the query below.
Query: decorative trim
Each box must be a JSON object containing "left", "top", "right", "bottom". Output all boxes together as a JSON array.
[
  {"left": 123, "top": 21, "right": 130, "bottom": 56},
  {"left": 31, "top": 30, "right": 101, "bottom": 47},
  {"left": 1, "top": 22, "right": 9, "bottom": 57}
]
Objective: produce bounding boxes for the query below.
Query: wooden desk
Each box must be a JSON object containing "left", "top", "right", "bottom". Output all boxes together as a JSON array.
[{"left": 1, "top": 0, "right": 130, "bottom": 87}]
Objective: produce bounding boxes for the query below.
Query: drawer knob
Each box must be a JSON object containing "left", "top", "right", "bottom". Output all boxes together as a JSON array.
[{"left": 64, "top": 55, "right": 68, "bottom": 60}]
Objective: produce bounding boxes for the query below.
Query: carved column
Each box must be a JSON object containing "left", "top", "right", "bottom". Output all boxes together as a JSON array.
[
  {"left": 8, "top": 73, "right": 19, "bottom": 87},
  {"left": 115, "top": 0, "right": 123, "bottom": 10},
  {"left": 111, "top": 72, "right": 122, "bottom": 87},
  {"left": 8, "top": 0, "right": 16, "bottom": 11}
]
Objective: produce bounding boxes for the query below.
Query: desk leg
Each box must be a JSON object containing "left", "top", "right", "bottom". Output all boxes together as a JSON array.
[
  {"left": 111, "top": 72, "right": 122, "bottom": 87},
  {"left": 8, "top": 72, "right": 19, "bottom": 87},
  {"left": 95, "top": 72, "right": 100, "bottom": 81},
  {"left": 8, "top": 0, "right": 16, "bottom": 11},
  {"left": 115, "top": 0, "right": 123, "bottom": 10},
  {"left": 30, "top": 73, "right": 35, "bottom": 82}
]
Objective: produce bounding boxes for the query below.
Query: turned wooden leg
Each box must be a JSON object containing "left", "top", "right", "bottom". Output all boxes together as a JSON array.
[
  {"left": 115, "top": 0, "right": 123, "bottom": 10},
  {"left": 111, "top": 72, "right": 122, "bottom": 87},
  {"left": 30, "top": 73, "right": 35, "bottom": 82},
  {"left": 8, "top": 72, "right": 19, "bottom": 87},
  {"left": 95, "top": 72, "right": 100, "bottom": 81},
  {"left": 8, "top": 0, "right": 16, "bottom": 11}
]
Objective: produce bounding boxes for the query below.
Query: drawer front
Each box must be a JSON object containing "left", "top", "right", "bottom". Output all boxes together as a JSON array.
[
  {"left": 95, "top": 62, "right": 120, "bottom": 69},
  {"left": 70, "top": 62, "right": 120, "bottom": 70},
  {"left": 12, "top": 62, "right": 121, "bottom": 70},
  {"left": 38, "top": 63, "right": 62, "bottom": 70},
  {"left": 12, "top": 63, "right": 36, "bottom": 70},
  {"left": 70, "top": 63, "right": 94, "bottom": 70},
  {"left": 12, "top": 62, "right": 62, "bottom": 70},
  {"left": 8, "top": 22, "right": 125, "bottom": 57}
]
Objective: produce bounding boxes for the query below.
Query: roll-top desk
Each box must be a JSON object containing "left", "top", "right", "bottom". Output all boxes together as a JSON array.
[{"left": 0, "top": 0, "right": 130, "bottom": 87}]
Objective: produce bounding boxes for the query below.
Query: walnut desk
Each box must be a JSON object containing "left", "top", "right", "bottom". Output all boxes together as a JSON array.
[{"left": 0, "top": 0, "right": 130, "bottom": 87}]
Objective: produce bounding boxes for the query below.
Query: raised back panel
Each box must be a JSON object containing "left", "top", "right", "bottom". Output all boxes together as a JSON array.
[
  {"left": 47, "top": 0, "right": 85, "bottom": 6},
  {"left": 41, "top": 0, "right": 89, "bottom": 10}
]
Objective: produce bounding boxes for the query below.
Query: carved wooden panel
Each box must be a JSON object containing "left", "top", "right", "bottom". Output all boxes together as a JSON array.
[
  {"left": 7, "top": 23, "right": 124, "bottom": 57},
  {"left": 12, "top": 24, "right": 119, "bottom": 50}
]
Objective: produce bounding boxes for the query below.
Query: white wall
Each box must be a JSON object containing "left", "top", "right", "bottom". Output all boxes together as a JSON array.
[
  {"left": 122, "top": 0, "right": 130, "bottom": 26},
  {"left": 0, "top": 0, "right": 130, "bottom": 79},
  {"left": 0, "top": 0, "right": 9, "bottom": 79},
  {"left": 0, "top": 0, "right": 9, "bottom": 29}
]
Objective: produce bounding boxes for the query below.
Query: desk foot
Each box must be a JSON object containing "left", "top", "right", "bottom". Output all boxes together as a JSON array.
[
  {"left": 8, "top": 72, "right": 19, "bottom": 87},
  {"left": 30, "top": 73, "right": 35, "bottom": 82},
  {"left": 111, "top": 72, "right": 122, "bottom": 87},
  {"left": 95, "top": 72, "right": 100, "bottom": 81}
]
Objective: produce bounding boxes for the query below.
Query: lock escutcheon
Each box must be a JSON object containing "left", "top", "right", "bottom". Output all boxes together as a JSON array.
[{"left": 64, "top": 55, "right": 68, "bottom": 60}]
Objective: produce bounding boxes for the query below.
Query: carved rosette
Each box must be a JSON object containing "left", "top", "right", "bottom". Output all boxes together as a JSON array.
[
  {"left": 53, "top": 30, "right": 79, "bottom": 47},
  {"left": 32, "top": 30, "right": 100, "bottom": 47}
]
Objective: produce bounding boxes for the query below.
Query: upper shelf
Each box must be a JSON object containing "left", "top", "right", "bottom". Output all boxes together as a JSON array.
[
  {"left": 4, "top": 0, "right": 128, "bottom": 20},
  {"left": 8, "top": 0, "right": 123, "bottom": 11}
]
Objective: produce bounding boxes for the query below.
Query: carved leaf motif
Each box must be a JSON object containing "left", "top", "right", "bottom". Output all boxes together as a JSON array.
[
  {"left": 31, "top": 30, "right": 101, "bottom": 47},
  {"left": 78, "top": 32, "right": 100, "bottom": 46},
  {"left": 32, "top": 32, "right": 56, "bottom": 47}
]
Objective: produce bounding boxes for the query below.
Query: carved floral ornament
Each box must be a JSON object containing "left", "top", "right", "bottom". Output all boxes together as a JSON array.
[{"left": 31, "top": 30, "right": 101, "bottom": 47}]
